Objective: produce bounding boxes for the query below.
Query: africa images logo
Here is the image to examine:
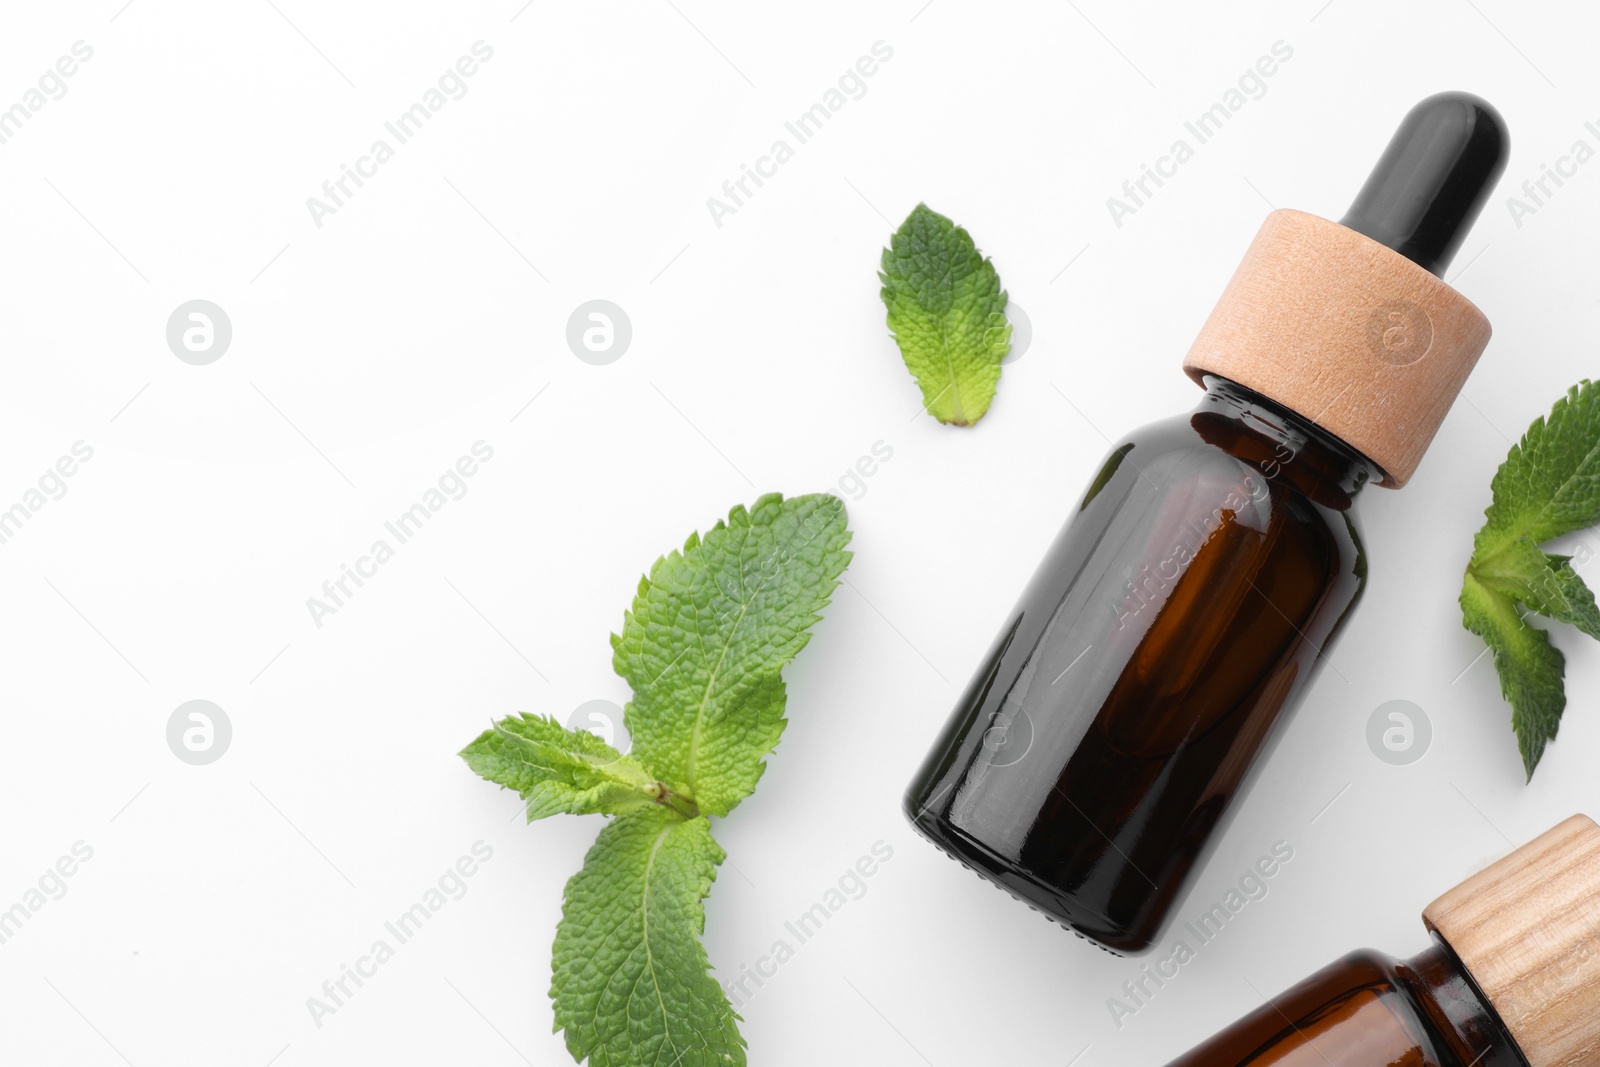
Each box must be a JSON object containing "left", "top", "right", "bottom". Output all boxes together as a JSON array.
[{"left": 1366, "top": 300, "right": 1433, "bottom": 366}]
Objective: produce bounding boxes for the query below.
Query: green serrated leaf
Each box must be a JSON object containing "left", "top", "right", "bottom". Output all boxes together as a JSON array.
[
  {"left": 460, "top": 713, "right": 662, "bottom": 821},
  {"left": 1461, "top": 572, "right": 1566, "bottom": 779},
  {"left": 879, "top": 203, "right": 1010, "bottom": 426},
  {"left": 1474, "top": 380, "right": 1600, "bottom": 563},
  {"left": 611, "top": 493, "right": 852, "bottom": 817},
  {"left": 552, "top": 809, "right": 744, "bottom": 1067}
]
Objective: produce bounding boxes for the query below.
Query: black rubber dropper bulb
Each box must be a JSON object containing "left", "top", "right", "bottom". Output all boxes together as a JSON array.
[{"left": 1338, "top": 91, "right": 1509, "bottom": 276}]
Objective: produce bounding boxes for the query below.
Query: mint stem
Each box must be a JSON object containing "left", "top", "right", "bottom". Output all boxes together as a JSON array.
[{"left": 655, "top": 786, "right": 699, "bottom": 820}]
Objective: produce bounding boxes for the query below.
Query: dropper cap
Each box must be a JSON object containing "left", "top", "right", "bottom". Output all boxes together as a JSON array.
[
  {"left": 1182, "top": 93, "right": 1510, "bottom": 487},
  {"left": 1424, "top": 815, "right": 1600, "bottom": 1067},
  {"left": 1340, "top": 92, "right": 1508, "bottom": 276}
]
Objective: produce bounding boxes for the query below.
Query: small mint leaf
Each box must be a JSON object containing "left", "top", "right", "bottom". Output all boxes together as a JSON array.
[
  {"left": 460, "top": 713, "right": 661, "bottom": 821},
  {"left": 879, "top": 203, "right": 1010, "bottom": 426}
]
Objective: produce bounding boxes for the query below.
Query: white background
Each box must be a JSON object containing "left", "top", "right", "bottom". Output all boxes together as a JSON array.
[{"left": 1, "top": 1, "right": 1597, "bottom": 1064}]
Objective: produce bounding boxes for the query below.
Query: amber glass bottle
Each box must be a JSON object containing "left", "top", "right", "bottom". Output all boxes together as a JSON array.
[
  {"left": 1167, "top": 939, "right": 1527, "bottom": 1067},
  {"left": 903, "top": 93, "right": 1508, "bottom": 953},
  {"left": 904, "top": 377, "right": 1371, "bottom": 951},
  {"left": 1167, "top": 815, "right": 1600, "bottom": 1067}
]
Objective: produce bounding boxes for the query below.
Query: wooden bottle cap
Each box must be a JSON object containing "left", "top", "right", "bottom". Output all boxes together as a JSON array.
[
  {"left": 1182, "top": 209, "right": 1491, "bottom": 488},
  {"left": 1423, "top": 814, "right": 1600, "bottom": 1067}
]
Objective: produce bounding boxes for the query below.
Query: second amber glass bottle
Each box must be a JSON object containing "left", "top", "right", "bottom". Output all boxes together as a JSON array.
[
  {"left": 1168, "top": 814, "right": 1600, "bottom": 1067},
  {"left": 904, "top": 93, "right": 1509, "bottom": 952}
]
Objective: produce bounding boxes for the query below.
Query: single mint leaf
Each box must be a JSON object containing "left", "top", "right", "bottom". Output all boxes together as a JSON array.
[
  {"left": 552, "top": 809, "right": 744, "bottom": 1067},
  {"left": 612, "top": 493, "right": 851, "bottom": 817},
  {"left": 1473, "top": 380, "right": 1600, "bottom": 564},
  {"left": 460, "top": 713, "right": 663, "bottom": 821},
  {"left": 879, "top": 203, "right": 1010, "bottom": 426},
  {"left": 1474, "top": 539, "right": 1600, "bottom": 639},
  {"left": 1461, "top": 573, "right": 1567, "bottom": 779}
]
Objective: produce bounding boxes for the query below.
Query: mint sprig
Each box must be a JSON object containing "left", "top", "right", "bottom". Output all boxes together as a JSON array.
[
  {"left": 880, "top": 203, "right": 1010, "bottom": 426},
  {"left": 461, "top": 493, "right": 852, "bottom": 1066},
  {"left": 1462, "top": 380, "right": 1600, "bottom": 779}
]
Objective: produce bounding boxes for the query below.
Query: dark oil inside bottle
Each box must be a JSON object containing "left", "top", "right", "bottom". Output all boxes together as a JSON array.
[
  {"left": 1164, "top": 936, "right": 1529, "bottom": 1066},
  {"left": 903, "top": 376, "right": 1372, "bottom": 953}
]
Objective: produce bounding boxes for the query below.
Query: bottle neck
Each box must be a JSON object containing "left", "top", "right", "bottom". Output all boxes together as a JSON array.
[
  {"left": 1194, "top": 375, "right": 1379, "bottom": 505},
  {"left": 1398, "top": 934, "right": 1530, "bottom": 1067}
]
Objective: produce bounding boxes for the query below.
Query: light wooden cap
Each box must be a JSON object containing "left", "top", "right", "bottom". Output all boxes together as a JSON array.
[
  {"left": 1182, "top": 209, "right": 1492, "bottom": 488},
  {"left": 1423, "top": 814, "right": 1600, "bottom": 1067}
]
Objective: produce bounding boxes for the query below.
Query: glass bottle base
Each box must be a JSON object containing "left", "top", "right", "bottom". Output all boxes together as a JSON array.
[{"left": 903, "top": 794, "right": 1157, "bottom": 956}]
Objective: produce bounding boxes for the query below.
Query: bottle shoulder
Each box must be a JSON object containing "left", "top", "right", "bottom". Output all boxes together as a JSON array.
[
  {"left": 1331, "top": 948, "right": 1407, "bottom": 984},
  {"left": 1090, "top": 410, "right": 1363, "bottom": 524}
]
